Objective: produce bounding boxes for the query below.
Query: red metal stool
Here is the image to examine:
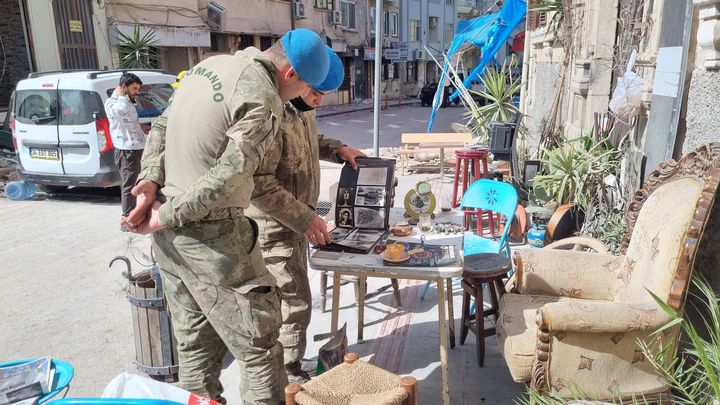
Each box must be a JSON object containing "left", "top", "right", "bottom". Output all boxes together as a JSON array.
[{"left": 452, "top": 148, "right": 496, "bottom": 236}]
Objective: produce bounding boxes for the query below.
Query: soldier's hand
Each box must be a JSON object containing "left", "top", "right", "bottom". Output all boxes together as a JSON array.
[
  {"left": 130, "top": 200, "right": 166, "bottom": 234},
  {"left": 305, "top": 215, "right": 331, "bottom": 245},
  {"left": 338, "top": 146, "right": 367, "bottom": 170},
  {"left": 125, "top": 180, "right": 158, "bottom": 229}
]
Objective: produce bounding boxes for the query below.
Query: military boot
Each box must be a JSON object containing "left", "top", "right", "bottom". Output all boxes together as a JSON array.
[{"left": 286, "top": 360, "right": 311, "bottom": 384}]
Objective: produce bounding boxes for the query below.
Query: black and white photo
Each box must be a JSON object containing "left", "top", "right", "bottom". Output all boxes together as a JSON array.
[
  {"left": 354, "top": 207, "right": 385, "bottom": 229},
  {"left": 355, "top": 186, "right": 386, "bottom": 207}
]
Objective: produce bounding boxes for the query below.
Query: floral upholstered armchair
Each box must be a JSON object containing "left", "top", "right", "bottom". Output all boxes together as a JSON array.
[{"left": 496, "top": 143, "right": 720, "bottom": 401}]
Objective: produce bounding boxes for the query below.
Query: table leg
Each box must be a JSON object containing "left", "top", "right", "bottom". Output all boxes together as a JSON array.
[
  {"left": 446, "top": 279, "right": 455, "bottom": 349},
  {"left": 436, "top": 279, "right": 450, "bottom": 405},
  {"left": 439, "top": 147, "right": 445, "bottom": 205},
  {"left": 331, "top": 272, "right": 341, "bottom": 333},
  {"left": 358, "top": 276, "right": 366, "bottom": 343}
]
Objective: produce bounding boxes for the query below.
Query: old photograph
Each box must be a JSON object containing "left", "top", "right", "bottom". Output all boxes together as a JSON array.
[
  {"left": 337, "top": 187, "right": 355, "bottom": 207},
  {"left": 337, "top": 208, "right": 354, "bottom": 227},
  {"left": 356, "top": 167, "right": 388, "bottom": 186},
  {"left": 354, "top": 207, "right": 385, "bottom": 229},
  {"left": 355, "top": 186, "right": 386, "bottom": 207}
]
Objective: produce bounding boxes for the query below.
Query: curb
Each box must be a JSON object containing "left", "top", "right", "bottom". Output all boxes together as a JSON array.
[{"left": 317, "top": 100, "right": 422, "bottom": 118}]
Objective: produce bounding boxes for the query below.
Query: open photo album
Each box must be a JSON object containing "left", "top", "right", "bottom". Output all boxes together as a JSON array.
[{"left": 316, "top": 157, "right": 395, "bottom": 254}]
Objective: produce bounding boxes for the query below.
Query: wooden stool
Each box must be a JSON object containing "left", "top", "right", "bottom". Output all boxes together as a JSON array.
[
  {"left": 459, "top": 253, "right": 512, "bottom": 367},
  {"left": 285, "top": 353, "right": 418, "bottom": 405},
  {"left": 451, "top": 148, "right": 496, "bottom": 236}
]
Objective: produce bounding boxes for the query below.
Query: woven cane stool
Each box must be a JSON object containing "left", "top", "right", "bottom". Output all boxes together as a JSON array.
[{"left": 285, "top": 353, "right": 418, "bottom": 405}]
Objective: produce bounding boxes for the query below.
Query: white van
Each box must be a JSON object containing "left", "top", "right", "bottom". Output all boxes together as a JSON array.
[{"left": 10, "top": 69, "right": 175, "bottom": 191}]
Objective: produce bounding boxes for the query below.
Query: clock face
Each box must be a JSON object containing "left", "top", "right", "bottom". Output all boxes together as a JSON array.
[
  {"left": 404, "top": 189, "right": 436, "bottom": 219},
  {"left": 416, "top": 181, "right": 432, "bottom": 195}
]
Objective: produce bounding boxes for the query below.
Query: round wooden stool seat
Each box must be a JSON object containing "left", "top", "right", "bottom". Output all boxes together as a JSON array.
[{"left": 462, "top": 253, "right": 512, "bottom": 280}]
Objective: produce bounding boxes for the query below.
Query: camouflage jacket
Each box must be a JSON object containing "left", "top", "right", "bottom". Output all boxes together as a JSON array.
[
  {"left": 137, "top": 47, "right": 285, "bottom": 228},
  {"left": 247, "top": 104, "right": 345, "bottom": 244}
]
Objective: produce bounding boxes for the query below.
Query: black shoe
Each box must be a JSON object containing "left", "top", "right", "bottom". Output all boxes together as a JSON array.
[{"left": 286, "top": 361, "right": 311, "bottom": 384}]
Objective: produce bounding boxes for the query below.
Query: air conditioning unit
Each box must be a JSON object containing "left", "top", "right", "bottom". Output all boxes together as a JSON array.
[
  {"left": 429, "top": 18, "right": 438, "bottom": 29},
  {"left": 414, "top": 49, "right": 426, "bottom": 60},
  {"left": 294, "top": 1, "right": 306, "bottom": 19},
  {"left": 206, "top": 1, "right": 226, "bottom": 31},
  {"left": 382, "top": 37, "right": 391, "bottom": 48},
  {"left": 329, "top": 10, "right": 342, "bottom": 25}
]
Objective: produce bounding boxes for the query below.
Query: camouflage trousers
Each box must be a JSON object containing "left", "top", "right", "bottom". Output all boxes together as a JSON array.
[
  {"left": 152, "top": 214, "right": 288, "bottom": 405},
  {"left": 261, "top": 239, "right": 311, "bottom": 370}
]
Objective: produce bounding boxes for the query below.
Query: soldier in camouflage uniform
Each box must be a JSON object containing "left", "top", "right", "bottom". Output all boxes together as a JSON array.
[
  {"left": 247, "top": 47, "right": 365, "bottom": 384},
  {"left": 123, "top": 29, "right": 330, "bottom": 404}
]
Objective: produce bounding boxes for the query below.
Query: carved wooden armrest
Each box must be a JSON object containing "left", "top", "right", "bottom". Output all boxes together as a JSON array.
[
  {"left": 514, "top": 249, "right": 622, "bottom": 300},
  {"left": 536, "top": 301, "right": 671, "bottom": 333}
]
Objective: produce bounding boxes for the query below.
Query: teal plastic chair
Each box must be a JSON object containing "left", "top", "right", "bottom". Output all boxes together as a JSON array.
[
  {"left": 420, "top": 179, "right": 518, "bottom": 300},
  {"left": 0, "top": 359, "right": 74, "bottom": 403}
]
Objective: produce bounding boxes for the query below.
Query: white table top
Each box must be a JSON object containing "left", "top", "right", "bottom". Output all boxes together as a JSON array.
[{"left": 310, "top": 208, "right": 464, "bottom": 279}]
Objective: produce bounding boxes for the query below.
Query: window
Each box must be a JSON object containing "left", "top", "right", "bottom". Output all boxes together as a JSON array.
[
  {"left": 238, "top": 35, "right": 254, "bottom": 50},
  {"left": 210, "top": 33, "right": 228, "bottom": 52},
  {"left": 106, "top": 84, "right": 173, "bottom": 118},
  {"left": 527, "top": 0, "right": 548, "bottom": 31},
  {"left": 428, "top": 17, "right": 439, "bottom": 42},
  {"left": 383, "top": 11, "right": 398, "bottom": 37},
  {"left": 341, "top": 0, "right": 356, "bottom": 29},
  {"left": 406, "top": 61, "right": 418, "bottom": 82},
  {"left": 15, "top": 90, "right": 106, "bottom": 126},
  {"left": 446, "top": 0, "right": 452, "bottom": 4},
  {"left": 369, "top": 7, "right": 376, "bottom": 33},
  {"left": 445, "top": 23, "right": 453, "bottom": 42},
  {"left": 260, "top": 36, "right": 273, "bottom": 51},
  {"left": 409, "top": 19, "right": 420, "bottom": 41},
  {"left": 315, "top": 0, "right": 334, "bottom": 10}
]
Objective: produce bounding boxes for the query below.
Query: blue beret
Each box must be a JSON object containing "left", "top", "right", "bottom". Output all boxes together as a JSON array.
[
  {"left": 281, "top": 29, "right": 329, "bottom": 86},
  {"left": 313, "top": 47, "right": 345, "bottom": 91}
]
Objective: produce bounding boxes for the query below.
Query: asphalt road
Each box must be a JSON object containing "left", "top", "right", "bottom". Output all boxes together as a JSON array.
[{"left": 316, "top": 104, "right": 467, "bottom": 149}]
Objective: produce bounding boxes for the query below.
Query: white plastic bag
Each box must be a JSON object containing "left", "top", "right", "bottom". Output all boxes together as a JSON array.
[
  {"left": 609, "top": 49, "right": 644, "bottom": 118},
  {"left": 101, "top": 372, "right": 220, "bottom": 405}
]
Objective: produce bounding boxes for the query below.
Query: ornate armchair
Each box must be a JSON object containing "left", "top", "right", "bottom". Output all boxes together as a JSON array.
[{"left": 496, "top": 143, "right": 720, "bottom": 401}]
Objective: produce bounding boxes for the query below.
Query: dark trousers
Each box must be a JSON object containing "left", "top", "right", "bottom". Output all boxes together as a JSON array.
[{"left": 114, "top": 148, "right": 143, "bottom": 217}]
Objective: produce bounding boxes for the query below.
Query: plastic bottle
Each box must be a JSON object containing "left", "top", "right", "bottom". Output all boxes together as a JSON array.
[{"left": 4, "top": 181, "right": 37, "bottom": 200}]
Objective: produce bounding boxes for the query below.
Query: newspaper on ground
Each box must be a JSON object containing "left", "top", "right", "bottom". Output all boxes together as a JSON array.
[{"left": 0, "top": 357, "right": 53, "bottom": 405}]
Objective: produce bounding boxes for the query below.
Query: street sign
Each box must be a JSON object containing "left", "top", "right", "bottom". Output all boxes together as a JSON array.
[
  {"left": 392, "top": 41, "right": 408, "bottom": 50},
  {"left": 383, "top": 48, "right": 401, "bottom": 59},
  {"left": 364, "top": 47, "right": 375, "bottom": 60}
]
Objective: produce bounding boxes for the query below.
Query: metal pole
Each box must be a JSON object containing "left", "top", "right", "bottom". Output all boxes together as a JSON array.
[{"left": 372, "top": 0, "right": 383, "bottom": 157}]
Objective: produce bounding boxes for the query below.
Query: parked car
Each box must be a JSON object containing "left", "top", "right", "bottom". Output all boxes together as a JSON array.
[{"left": 10, "top": 69, "right": 175, "bottom": 191}]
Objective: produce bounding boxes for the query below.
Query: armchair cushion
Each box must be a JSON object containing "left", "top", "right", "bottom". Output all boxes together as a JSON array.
[
  {"left": 538, "top": 301, "right": 672, "bottom": 333},
  {"left": 496, "top": 293, "right": 567, "bottom": 382},
  {"left": 514, "top": 249, "right": 621, "bottom": 300}
]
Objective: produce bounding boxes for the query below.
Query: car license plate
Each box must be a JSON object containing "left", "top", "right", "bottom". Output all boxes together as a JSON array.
[{"left": 30, "top": 148, "right": 59, "bottom": 160}]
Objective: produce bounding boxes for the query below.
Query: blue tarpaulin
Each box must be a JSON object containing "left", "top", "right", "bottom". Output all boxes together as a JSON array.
[{"left": 426, "top": 0, "right": 526, "bottom": 131}]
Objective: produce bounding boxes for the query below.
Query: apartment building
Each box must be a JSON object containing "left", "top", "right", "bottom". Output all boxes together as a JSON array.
[{"left": 399, "top": 0, "right": 456, "bottom": 97}]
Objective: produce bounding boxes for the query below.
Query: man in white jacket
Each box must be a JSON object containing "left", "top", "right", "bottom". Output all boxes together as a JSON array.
[{"left": 104, "top": 73, "right": 146, "bottom": 229}]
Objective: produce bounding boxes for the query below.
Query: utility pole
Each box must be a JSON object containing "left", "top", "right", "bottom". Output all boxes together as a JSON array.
[
  {"left": 372, "top": 0, "right": 383, "bottom": 157},
  {"left": 290, "top": 1, "right": 296, "bottom": 30}
]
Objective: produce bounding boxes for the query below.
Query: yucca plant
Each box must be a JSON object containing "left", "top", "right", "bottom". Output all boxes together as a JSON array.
[
  {"left": 533, "top": 134, "right": 622, "bottom": 211},
  {"left": 466, "top": 59, "right": 523, "bottom": 136},
  {"left": 640, "top": 277, "right": 720, "bottom": 405},
  {"left": 116, "top": 24, "right": 160, "bottom": 69}
]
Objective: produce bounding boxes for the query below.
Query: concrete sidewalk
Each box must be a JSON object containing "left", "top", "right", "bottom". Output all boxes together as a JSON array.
[
  {"left": 220, "top": 169, "right": 527, "bottom": 404},
  {"left": 316, "top": 98, "right": 422, "bottom": 118}
]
